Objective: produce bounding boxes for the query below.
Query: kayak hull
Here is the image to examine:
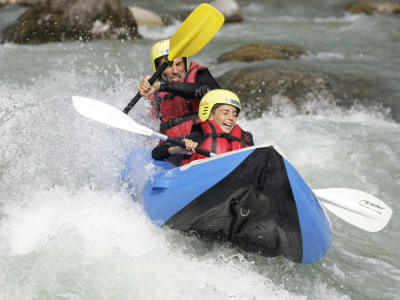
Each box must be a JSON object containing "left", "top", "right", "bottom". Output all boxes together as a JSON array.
[{"left": 123, "top": 145, "right": 332, "bottom": 264}]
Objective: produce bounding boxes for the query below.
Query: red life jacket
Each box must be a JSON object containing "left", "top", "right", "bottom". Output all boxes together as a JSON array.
[
  {"left": 148, "top": 62, "right": 204, "bottom": 138},
  {"left": 182, "top": 120, "right": 253, "bottom": 165}
]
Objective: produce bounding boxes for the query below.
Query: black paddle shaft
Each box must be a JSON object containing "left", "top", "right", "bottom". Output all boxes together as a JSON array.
[
  {"left": 167, "top": 137, "right": 211, "bottom": 157},
  {"left": 123, "top": 61, "right": 171, "bottom": 114}
]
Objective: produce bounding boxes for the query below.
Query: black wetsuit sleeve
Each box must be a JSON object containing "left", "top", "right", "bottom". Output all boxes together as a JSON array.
[
  {"left": 184, "top": 128, "right": 204, "bottom": 144},
  {"left": 163, "top": 68, "right": 221, "bottom": 99},
  {"left": 151, "top": 127, "right": 204, "bottom": 161},
  {"left": 245, "top": 131, "right": 255, "bottom": 146},
  {"left": 151, "top": 143, "right": 172, "bottom": 160}
]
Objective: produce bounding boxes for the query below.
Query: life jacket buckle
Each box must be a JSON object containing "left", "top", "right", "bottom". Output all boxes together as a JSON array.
[{"left": 240, "top": 207, "right": 250, "bottom": 217}]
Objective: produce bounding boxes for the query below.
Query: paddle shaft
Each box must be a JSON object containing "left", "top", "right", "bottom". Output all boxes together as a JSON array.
[
  {"left": 152, "top": 131, "right": 213, "bottom": 157},
  {"left": 123, "top": 61, "right": 170, "bottom": 114}
]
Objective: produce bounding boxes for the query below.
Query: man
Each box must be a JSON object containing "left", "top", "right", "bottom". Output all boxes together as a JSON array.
[
  {"left": 152, "top": 89, "right": 254, "bottom": 166},
  {"left": 138, "top": 39, "right": 220, "bottom": 138}
]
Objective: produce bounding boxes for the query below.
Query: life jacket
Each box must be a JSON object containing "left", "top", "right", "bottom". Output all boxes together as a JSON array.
[
  {"left": 182, "top": 120, "right": 253, "bottom": 165},
  {"left": 148, "top": 62, "right": 205, "bottom": 139}
]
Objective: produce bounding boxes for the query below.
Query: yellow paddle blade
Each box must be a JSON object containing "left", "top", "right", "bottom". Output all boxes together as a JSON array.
[{"left": 168, "top": 3, "right": 224, "bottom": 61}]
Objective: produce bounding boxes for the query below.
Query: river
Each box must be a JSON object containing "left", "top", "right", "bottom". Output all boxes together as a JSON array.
[{"left": 1, "top": 0, "right": 399, "bottom": 299}]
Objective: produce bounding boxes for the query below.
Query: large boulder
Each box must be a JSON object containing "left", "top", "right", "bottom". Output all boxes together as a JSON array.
[
  {"left": 216, "top": 65, "right": 389, "bottom": 119},
  {"left": 1, "top": 0, "right": 140, "bottom": 44},
  {"left": 218, "top": 43, "right": 307, "bottom": 63},
  {"left": 347, "top": 0, "right": 400, "bottom": 15}
]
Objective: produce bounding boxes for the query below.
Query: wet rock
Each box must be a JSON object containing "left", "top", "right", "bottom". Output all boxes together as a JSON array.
[
  {"left": 210, "top": 0, "right": 243, "bottom": 23},
  {"left": 1, "top": 0, "right": 140, "bottom": 44},
  {"left": 129, "top": 6, "right": 165, "bottom": 27},
  {"left": 347, "top": 0, "right": 400, "bottom": 15},
  {"left": 218, "top": 44, "right": 307, "bottom": 63},
  {"left": 0, "top": 0, "right": 15, "bottom": 6},
  {"left": 0, "top": 0, "right": 33, "bottom": 5},
  {"left": 216, "top": 65, "right": 387, "bottom": 119},
  {"left": 175, "top": 0, "right": 243, "bottom": 23}
]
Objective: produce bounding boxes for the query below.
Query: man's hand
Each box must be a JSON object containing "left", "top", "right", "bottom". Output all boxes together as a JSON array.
[{"left": 138, "top": 75, "right": 161, "bottom": 96}]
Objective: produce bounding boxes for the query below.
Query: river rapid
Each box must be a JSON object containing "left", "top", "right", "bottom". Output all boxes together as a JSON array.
[{"left": 1, "top": 0, "right": 399, "bottom": 299}]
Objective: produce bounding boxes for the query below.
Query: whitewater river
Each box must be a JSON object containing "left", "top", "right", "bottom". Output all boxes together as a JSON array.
[{"left": 1, "top": 0, "right": 399, "bottom": 299}]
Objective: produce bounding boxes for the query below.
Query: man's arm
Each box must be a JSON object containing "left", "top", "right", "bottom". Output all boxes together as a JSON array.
[{"left": 162, "top": 68, "right": 221, "bottom": 99}]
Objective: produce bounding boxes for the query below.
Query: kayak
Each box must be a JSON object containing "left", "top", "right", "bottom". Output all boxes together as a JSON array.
[
  {"left": 121, "top": 144, "right": 332, "bottom": 264},
  {"left": 72, "top": 96, "right": 391, "bottom": 263}
]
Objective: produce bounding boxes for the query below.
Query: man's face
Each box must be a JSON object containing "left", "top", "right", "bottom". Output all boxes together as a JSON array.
[
  {"left": 159, "top": 57, "right": 186, "bottom": 82},
  {"left": 209, "top": 104, "right": 238, "bottom": 134}
]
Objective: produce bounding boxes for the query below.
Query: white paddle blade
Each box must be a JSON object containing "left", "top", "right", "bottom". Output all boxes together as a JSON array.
[
  {"left": 72, "top": 96, "right": 153, "bottom": 136},
  {"left": 314, "top": 188, "right": 392, "bottom": 232}
]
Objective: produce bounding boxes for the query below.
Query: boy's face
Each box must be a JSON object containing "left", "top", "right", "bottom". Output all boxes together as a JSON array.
[{"left": 209, "top": 104, "right": 238, "bottom": 133}]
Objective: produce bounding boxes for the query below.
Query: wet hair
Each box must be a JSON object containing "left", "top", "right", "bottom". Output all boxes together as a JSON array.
[
  {"left": 211, "top": 104, "right": 222, "bottom": 114},
  {"left": 154, "top": 55, "right": 167, "bottom": 70},
  {"left": 211, "top": 103, "right": 239, "bottom": 115}
]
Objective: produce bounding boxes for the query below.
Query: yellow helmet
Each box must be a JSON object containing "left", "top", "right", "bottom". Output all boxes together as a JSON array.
[
  {"left": 150, "top": 39, "right": 170, "bottom": 72},
  {"left": 198, "top": 89, "right": 241, "bottom": 121},
  {"left": 150, "top": 39, "right": 188, "bottom": 72}
]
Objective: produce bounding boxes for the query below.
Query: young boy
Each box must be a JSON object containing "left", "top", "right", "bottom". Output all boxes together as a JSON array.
[{"left": 152, "top": 89, "right": 254, "bottom": 166}]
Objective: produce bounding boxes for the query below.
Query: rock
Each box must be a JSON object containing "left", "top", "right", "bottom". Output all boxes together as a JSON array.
[
  {"left": 175, "top": 0, "right": 243, "bottom": 23},
  {"left": 347, "top": 0, "right": 400, "bottom": 15},
  {"left": 0, "top": 0, "right": 13, "bottom": 6},
  {"left": 218, "top": 43, "right": 307, "bottom": 63},
  {"left": 210, "top": 0, "right": 243, "bottom": 22},
  {"left": 0, "top": 0, "right": 46, "bottom": 7},
  {"left": 216, "top": 65, "right": 387, "bottom": 119},
  {"left": 129, "top": 6, "right": 165, "bottom": 26},
  {"left": 1, "top": 0, "right": 140, "bottom": 44}
]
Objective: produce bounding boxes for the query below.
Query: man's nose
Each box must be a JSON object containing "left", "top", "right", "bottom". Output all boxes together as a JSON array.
[{"left": 171, "top": 64, "right": 178, "bottom": 73}]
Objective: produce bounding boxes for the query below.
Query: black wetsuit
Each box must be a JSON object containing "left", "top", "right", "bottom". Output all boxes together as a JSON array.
[
  {"left": 152, "top": 124, "right": 254, "bottom": 166},
  {"left": 160, "top": 68, "right": 220, "bottom": 99},
  {"left": 152, "top": 126, "right": 204, "bottom": 166}
]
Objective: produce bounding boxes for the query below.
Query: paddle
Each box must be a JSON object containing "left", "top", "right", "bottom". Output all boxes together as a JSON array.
[
  {"left": 313, "top": 188, "right": 392, "bottom": 232},
  {"left": 72, "top": 96, "right": 392, "bottom": 233},
  {"left": 123, "top": 3, "right": 224, "bottom": 114},
  {"left": 72, "top": 96, "right": 212, "bottom": 157}
]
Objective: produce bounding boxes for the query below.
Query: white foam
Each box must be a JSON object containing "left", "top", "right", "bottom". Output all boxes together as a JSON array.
[
  {"left": 139, "top": 21, "right": 180, "bottom": 40},
  {"left": 300, "top": 52, "right": 345, "bottom": 61},
  {"left": 0, "top": 186, "right": 307, "bottom": 300}
]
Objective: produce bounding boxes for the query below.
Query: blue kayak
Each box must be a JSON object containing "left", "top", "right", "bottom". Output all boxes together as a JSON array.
[{"left": 121, "top": 144, "right": 332, "bottom": 264}]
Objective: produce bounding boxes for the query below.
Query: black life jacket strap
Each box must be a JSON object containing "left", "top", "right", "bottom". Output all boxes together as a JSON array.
[
  {"left": 203, "top": 123, "right": 252, "bottom": 150},
  {"left": 151, "top": 92, "right": 175, "bottom": 120},
  {"left": 183, "top": 63, "right": 200, "bottom": 114}
]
